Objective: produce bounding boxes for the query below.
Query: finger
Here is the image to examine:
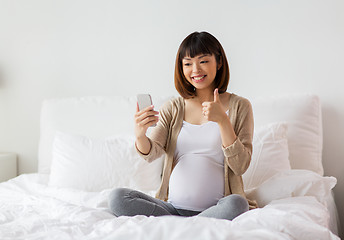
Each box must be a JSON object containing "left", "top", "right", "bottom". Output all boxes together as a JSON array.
[
  {"left": 136, "top": 111, "right": 159, "bottom": 123},
  {"left": 214, "top": 88, "right": 219, "bottom": 102},
  {"left": 135, "top": 114, "right": 157, "bottom": 126},
  {"left": 140, "top": 105, "right": 154, "bottom": 113},
  {"left": 138, "top": 104, "right": 154, "bottom": 112},
  {"left": 136, "top": 102, "right": 139, "bottom": 112},
  {"left": 140, "top": 115, "right": 159, "bottom": 126},
  {"left": 136, "top": 105, "right": 156, "bottom": 116}
]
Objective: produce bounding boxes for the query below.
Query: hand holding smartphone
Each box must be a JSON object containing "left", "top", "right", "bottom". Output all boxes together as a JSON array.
[
  {"left": 135, "top": 94, "right": 158, "bottom": 155},
  {"left": 136, "top": 94, "right": 157, "bottom": 127}
]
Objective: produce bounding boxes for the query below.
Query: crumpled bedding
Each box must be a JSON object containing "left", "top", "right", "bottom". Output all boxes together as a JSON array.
[{"left": 0, "top": 174, "right": 339, "bottom": 240}]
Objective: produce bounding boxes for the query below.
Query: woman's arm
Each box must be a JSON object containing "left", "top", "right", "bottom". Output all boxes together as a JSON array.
[
  {"left": 135, "top": 135, "right": 152, "bottom": 155},
  {"left": 202, "top": 90, "right": 253, "bottom": 176},
  {"left": 218, "top": 115, "right": 237, "bottom": 148},
  {"left": 220, "top": 98, "right": 254, "bottom": 176},
  {"left": 135, "top": 100, "right": 173, "bottom": 162},
  {"left": 134, "top": 104, "right": 159, "bottom": 155},
  {"left": 201, "top": 89, "right": 237, "bottom": 147}
]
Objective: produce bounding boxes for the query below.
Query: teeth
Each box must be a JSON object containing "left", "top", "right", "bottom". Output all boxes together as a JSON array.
[{"left": 193, "top": 76, "right": 205, "bottom": 80}]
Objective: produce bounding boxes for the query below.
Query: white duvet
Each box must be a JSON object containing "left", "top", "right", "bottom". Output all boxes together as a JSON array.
[{"left": 0, "top": 173, "right": 339, "bottom": 240}]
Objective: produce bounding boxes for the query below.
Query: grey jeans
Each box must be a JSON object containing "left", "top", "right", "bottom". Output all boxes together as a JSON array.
[{"left": 108, "top": 188, "right": 249, "bottom": 220}]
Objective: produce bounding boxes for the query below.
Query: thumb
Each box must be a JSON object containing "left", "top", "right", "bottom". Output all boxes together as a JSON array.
[
  {"left": 136, "top": 102, "right": 139, "bottom": 112},
  {"left": 214, "top": 88, "right": 219, "bottom": 102}
]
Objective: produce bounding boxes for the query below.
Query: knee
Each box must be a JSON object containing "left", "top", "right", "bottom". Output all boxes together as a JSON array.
[
  {"left": 108, "top": 187, "right": 131, "bottom": 216},
  {"left": 221, "top": 194, "right": 249, "bottom": 213}
]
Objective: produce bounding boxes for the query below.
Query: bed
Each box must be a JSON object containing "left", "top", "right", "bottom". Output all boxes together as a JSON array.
[{"left": 0, "top": 93, "right": 340, "bottom": 240}]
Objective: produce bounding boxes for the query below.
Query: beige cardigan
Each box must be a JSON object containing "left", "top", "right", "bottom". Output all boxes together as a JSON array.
[{"left": 136, "top": 93, "right": 258, "bottom": 209}]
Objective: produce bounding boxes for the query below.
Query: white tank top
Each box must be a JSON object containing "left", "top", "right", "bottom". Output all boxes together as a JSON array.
[{"left": 168, "top": 117, "right": 226, "bottom": 211}]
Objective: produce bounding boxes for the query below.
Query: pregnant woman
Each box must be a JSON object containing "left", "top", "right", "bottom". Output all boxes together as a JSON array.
[{"left": 108, "top": 31, "right": 257, "bottom": 220}]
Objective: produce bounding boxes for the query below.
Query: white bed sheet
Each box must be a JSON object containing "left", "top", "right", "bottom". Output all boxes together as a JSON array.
[{"left": 0, "top": 174, "right": 339, "bottom": 240}]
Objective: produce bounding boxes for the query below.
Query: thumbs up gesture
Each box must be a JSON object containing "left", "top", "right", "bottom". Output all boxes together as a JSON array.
[{"left": 202, "top": 88, "right": 227, "bottom": 123}]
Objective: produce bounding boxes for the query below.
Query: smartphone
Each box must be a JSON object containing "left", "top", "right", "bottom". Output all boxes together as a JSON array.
[
  {"left": 137, "top": 94, "right": 156, "bottom": 127},
  {"left": 137, "top": 94, "right": 153, "bottom": 111}
]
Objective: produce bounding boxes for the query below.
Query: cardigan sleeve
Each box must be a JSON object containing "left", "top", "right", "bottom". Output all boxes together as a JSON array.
[
  {"left": 222, "top": 97, "right": 254, "bottom": 176},
  {"left": 135, "top": 100, "right": 172, "bottom": 163}
]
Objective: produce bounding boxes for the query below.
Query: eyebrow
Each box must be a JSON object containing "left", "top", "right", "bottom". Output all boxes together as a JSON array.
[{"left": 183, "top": 54, "right": 210, "bottom": 60}]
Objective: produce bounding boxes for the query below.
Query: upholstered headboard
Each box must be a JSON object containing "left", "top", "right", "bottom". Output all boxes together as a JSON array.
[{"left": 38, "top": 93, "right": 323, "bottom": 175}]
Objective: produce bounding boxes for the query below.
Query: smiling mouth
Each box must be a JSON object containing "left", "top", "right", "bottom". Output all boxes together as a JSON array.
[{"left": 192, "top": 75, "right": 206, "bottom": 83}]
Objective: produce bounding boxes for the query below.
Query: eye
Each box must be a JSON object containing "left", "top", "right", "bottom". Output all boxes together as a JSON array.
[
  {"left": 200, "top": 60, "right": 209, "bottom": 64},
  {"left": 183, "top": 63, "right": 191, "bottom": 66}
]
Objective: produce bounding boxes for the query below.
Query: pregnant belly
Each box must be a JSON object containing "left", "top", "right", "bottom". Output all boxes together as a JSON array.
[{"left": 168, "top": 154, "right": 224, "bottom": 211}]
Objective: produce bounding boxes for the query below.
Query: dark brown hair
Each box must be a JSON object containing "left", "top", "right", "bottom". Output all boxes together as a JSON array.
[{"left": 174, "top": 31, "right": 230, "bottom": 98}]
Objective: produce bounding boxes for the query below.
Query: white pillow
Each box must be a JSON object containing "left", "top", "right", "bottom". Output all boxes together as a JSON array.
[
  {"left": 245, "top": 169, "right": 337, "bottom": 207},
  {"left": 251, "top": 94, "right": 323, "bottom": 175},
  {"left": 38, "top": 96, "right": 173, "bottom": 174},
  {"left": 49, "top": 131, "right": 164, "bottom": 192},
  {"left": 243, "top": 122, "right": 291, "bottom": 190}
]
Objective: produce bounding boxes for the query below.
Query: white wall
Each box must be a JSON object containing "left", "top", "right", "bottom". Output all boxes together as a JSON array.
[{"left": 0, "top": 0, "right": 343, "bottom": 236}]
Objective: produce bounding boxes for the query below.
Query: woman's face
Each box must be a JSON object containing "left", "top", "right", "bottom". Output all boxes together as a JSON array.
[{"left": 182, "top": 53, "right": 219, "bottom": 91}]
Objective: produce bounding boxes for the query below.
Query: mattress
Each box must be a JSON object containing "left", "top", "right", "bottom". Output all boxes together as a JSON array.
[{"left": 0, "top": 173, "right": 339, "bottom": 240}]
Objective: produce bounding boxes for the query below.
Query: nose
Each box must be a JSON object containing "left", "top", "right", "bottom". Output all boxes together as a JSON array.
[{"left": 192, "top": 63, "right": 201, "bottom": 73}]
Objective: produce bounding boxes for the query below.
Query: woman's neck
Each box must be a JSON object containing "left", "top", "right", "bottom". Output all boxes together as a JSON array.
[{"left": 194, "top": 89, "right": 214, "bottom": 103}]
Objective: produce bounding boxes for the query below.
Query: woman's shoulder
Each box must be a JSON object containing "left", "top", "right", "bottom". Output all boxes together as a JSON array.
[
  {"left": 160, "top": 96, "right": 183, "bottom": 109},
  {"left": 158, "top": 96, "right": 184, "bottom": 115},
  {"left": 227, "top": 93, "right": 254, "bottom": 126},
  {"left": 228, "top": 93, "right": 252, "bottom": 108}
]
